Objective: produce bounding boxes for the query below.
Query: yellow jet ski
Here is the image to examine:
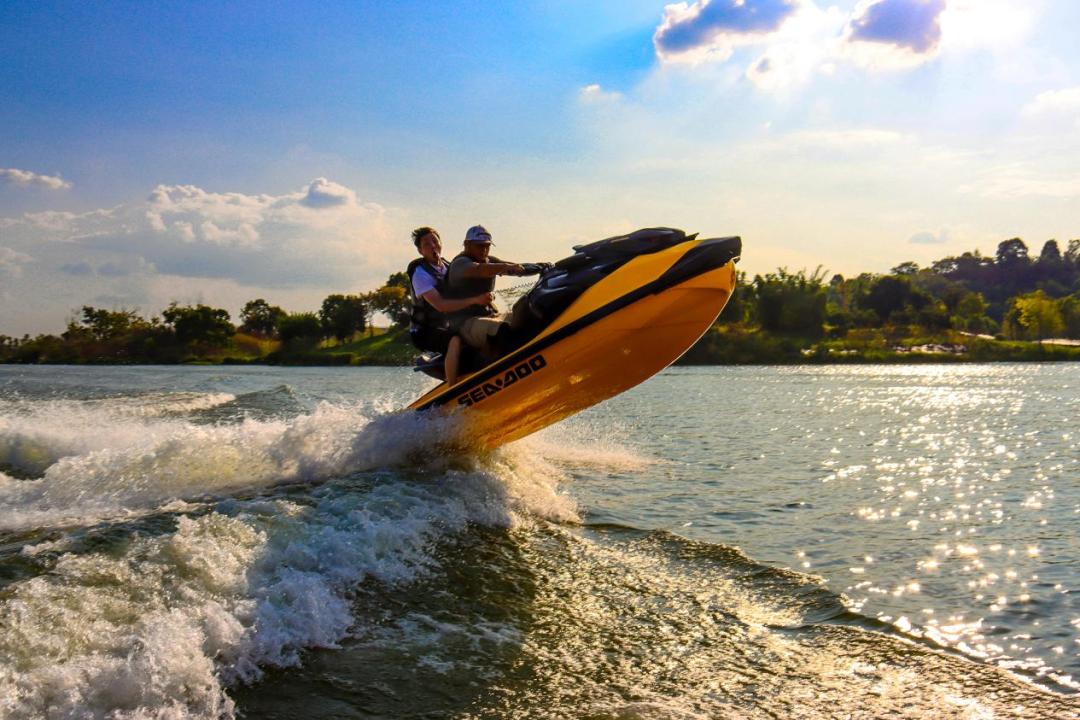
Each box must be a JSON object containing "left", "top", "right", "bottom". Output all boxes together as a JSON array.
[{"left": 408, "top": 228, "right": 741, "bottom": 449}]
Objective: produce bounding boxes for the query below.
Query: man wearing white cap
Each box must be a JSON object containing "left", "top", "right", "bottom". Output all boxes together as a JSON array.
[{"left": 444, "top": 225, "right": 541, "bottom": 354}]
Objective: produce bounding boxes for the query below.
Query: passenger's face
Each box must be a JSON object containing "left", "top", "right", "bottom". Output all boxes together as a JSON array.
[{"left": 418, "top": 233, "right": 442, "bottom": 264}]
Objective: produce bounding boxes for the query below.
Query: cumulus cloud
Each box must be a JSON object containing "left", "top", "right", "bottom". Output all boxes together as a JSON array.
[
  {"left": 847, "top": 0, "right": 945, "bottom": 54},
  {"left": 0, "top": 168, "right": 72, "bottom": 191},
  {"left": 938, "top": 0, "right": 1039, "bottom": 52},
  {"left": 744, "top": 2, "right": 846, "bottom": 91},
  {"left": 0, "top": 178, "right": 408, "bottom": 334},
  {"left": 654, "top": 0, "right": 802, "bottom": 63},
  {"left": 298, "top": 177, "right": 356, "bottom": 208},
  {"left": 0, "top": 247, "right": 33, "bottom": 278},
  {"left": 1022, "top": 87, "right": 1080, "bottom": 118},
  {"left": 72, "top": 178, "right": 398, "bottom": 286},
  {"left": 652, "top": 0, "right": 1036, "bottom": 89}
]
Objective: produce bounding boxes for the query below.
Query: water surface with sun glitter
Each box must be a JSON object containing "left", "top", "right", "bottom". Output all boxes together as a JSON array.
[{"left": 0, "top": 363, "right": 1077, "bottom": 718}]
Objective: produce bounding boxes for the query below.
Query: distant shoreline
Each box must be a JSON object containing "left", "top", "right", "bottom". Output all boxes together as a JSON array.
[
  {"left": 5, "top": 340, "right": 1080, "bottom": 367},
  {"left": 6, "top": 325, "right": 1080, "bottom": 368}
]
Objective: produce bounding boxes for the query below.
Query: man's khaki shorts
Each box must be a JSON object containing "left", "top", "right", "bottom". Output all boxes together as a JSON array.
[{"left": 460, "top": 317, "right": 503, "bottom": 349}]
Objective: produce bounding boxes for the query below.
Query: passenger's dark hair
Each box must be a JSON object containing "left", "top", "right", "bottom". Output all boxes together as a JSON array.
[{"left": 412, "top": 226, "right": 439, "bottom": 247}]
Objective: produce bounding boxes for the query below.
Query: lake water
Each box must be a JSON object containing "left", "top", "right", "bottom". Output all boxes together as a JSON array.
[{"left": 0, "top": 364, "right": 1077, "bottom": 718}]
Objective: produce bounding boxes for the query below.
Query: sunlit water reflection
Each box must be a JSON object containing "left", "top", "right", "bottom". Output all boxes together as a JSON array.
[
  {"left": 575, "top": 364, "right": 1080, "bottom": 692},
  {"left": 0, "top": 363, "right": 1077, "bottom": 718}
]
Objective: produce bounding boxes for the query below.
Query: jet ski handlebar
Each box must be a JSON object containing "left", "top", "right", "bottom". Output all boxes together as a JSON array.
[{"left": 515, "top": 262, "right": 553, "bottom": 276}]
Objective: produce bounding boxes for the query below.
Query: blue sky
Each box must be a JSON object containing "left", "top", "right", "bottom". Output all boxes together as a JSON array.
[{"left": 2, "top": 0, "right": 1079, "bottom": 334}]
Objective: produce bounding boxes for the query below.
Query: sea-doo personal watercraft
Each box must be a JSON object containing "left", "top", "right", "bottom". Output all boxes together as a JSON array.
[{"left": 408, "top": 228, "right": 741, "bottom": 448}]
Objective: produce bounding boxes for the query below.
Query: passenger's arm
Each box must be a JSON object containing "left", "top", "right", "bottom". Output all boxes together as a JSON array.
[{"left": 421, "top": 289, "right": 495, "bottom": 313}]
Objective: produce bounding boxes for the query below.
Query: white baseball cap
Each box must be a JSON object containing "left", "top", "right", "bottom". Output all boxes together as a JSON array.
[{"left": 464, "top": 225, "right": 494, "bottom": 245}]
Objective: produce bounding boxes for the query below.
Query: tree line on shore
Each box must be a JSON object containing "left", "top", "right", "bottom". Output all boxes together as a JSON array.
[
  {"left": 2, "top": 237, "right": 1080, "bottom": 364},
  {"left": 716, "top": 237, "right": 1080, "bottom": 340},
  {"left": 0, "top": 273, "right": 412, "bottom": 364}
]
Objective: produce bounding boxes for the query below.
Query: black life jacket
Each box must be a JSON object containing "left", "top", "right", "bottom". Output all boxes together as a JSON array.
[
  {"left": 445, "top": 253, "right": 502, "bottom": 326},
  {"left": 406, "top": 258, "right": 450, "bottom": 332}
]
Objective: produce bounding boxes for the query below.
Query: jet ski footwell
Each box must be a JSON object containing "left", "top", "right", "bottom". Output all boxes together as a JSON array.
[{"left": 408, "top": 232, "right": 741, "bottom": 449}]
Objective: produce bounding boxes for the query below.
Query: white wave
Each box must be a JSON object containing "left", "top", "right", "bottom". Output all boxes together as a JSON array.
[
  {"left": 522, "top": 419, "right": 656, "bottom": 472},
  {"left": 0, "top": 392, "right": 234, "bottom": 477},
  {"left": 0, "top": 389, "right": 622, "bottom": 717},
  {"left": 0, "top": 391, "right": 236, "bottom": 419},
  {"left": 520, "top": 435, "right": 655, "bottom": 472},
  {"left": 0, "top": 445, "right": 576, "bottom": 719},
  {"left": 0, "top": 402, "right": 451, "bottom": 530}
]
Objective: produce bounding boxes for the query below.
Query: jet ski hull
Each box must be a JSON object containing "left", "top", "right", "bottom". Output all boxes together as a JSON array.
[{"left": 408, "top": 235, "right": 739, "bottom": 449}]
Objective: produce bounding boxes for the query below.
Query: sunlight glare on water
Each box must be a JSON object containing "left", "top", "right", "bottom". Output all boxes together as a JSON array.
[{"left": 0, "top": 364, "right": 1078, "bottom": 718}]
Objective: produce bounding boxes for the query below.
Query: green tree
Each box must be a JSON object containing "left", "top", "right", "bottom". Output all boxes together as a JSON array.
[
  {"left": 1039, "top": 239, "right": 1063, "bottom": 264},
  {"left": 162, "top": 303, "right": 234, "bottom": 349},
  {"left": 319, "top": 294, "right": 368, "bottom": 342},
  {"left": 1065, "top": 240, "right": 1080, "bottom": 269},
  {"left": 1057, "top": 295, "right": 1080, "bottom": 339},
  {"left": 950, "top": 292, "right": 996, "bottom": 334},
  {"left": 750, "top": 267, "right": 828, "bottom": 336},
  {"left": 74, "top": 306, "right": 144, "bottom": 340},
  {"left": 385, "top": 271, "right": 410, "bottom": 291},
  {"left": 996, "top": 238, "right": 1030, "bottom": 267},
  {"left": 1008, "top": 291, "right": 1064, "bottom": 342},
  {"left": 367, "top": 286, "right": 410, "bottom": 327},
  {"left": 859, "top": 275, "right": 929, "bottom": 324},
  {"left": 239, "top": 299, "right": 286, "bottom": 338},
  {"left": 278, "top": 312, "right": 324, "bottom": 349}
]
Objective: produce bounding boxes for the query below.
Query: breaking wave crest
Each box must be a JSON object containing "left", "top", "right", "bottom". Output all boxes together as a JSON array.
[
  {"left": 0, "top": 397, "right": 483, "bottom": 530},
  {"left": 0, "top": 392, "right": 580, "bottom": 719},
  {"left": 0, "top": 392, "right": 235, "bottom": 478}
]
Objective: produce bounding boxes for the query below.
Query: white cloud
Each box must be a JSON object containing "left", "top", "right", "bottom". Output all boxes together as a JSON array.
[
  {"left": 578, "top": 84, "right": 623, "bottom": 104},
  {"left": 0, "top": 168, "right": 72, "bottom": 191},
  {"left": 0, "top": 247, "right": 33, "bottom": 278},
  {"left": 938, "top": 0, "right": 1040, "bottom": 52},
  {"left": 298, "top": 177, "right": 356, "bottom": 208},
  {"left": 651, "top": 0, "right": 1047, "bottom": 90},
  {"left": 0, "top": 178, "right": 410, "bottom": 334},
  {"left": 746, "top": 3, "right": 846, "bottom": 92},
  {"left": 1022, "top": 87, "right": 1080, "bottom": 118}
]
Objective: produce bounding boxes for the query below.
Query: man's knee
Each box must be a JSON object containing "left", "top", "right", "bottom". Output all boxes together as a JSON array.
[{"left": 461, "top": 317, "right": 502, "bottom": 350}]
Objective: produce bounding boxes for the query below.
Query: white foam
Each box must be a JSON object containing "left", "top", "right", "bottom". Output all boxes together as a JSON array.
[
  {"left": 0, "top": 389, "right": 620, "bottom": 718},
  {"left": 0, "top": 402, "right": 456, "bottom": 530},
  {"left": 0, "top": 386, "right": 642, "bottom": 532},
  {"left": 0, "top": 393, "right": 234, "bottom": 477},
  {"left": 0, "top": 442, "right": 577, "bottom": 720},
  {"left": 522, "top": 421, "right": 656, "bottom": 472}
]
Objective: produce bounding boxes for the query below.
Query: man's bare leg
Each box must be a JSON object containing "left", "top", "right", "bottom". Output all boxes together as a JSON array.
[{"left": 445, "top": 336, "right": 463, "bottom": 386}]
